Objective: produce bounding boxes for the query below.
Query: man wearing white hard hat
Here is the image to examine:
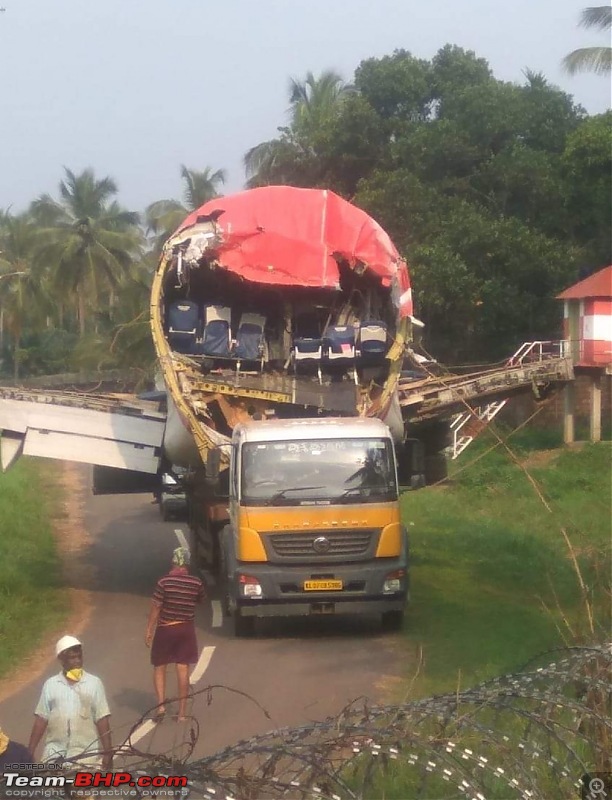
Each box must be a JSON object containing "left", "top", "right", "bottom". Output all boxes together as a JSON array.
[{"left": 28, "top": 635, "right": 112, "bottom": 771}]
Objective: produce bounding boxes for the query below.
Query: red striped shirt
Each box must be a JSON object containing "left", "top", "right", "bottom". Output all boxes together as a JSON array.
[{"left": 153, "top": 567, "right": 205, "bottom": 624}]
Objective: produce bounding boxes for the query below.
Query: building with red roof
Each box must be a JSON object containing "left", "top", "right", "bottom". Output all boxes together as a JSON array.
[
  {"left": 556, "top": 265, "right": 611, "bottom": 442},
  {"left": 557, "top": 265, "right": 612, "bottom": 367}
]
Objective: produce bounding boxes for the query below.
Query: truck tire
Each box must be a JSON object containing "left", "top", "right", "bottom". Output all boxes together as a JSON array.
[
  {"left": 221, "top": 573, "right": 234, "bottom": 621},
  {"left": 381, "top": 609, "right": 405, "bottom": 632},
  {"left": 218, "top": 546, "right": 232, "bottom": 618},
  {"left": 234, "top": 609, "right": 255, "bottom": 637}
]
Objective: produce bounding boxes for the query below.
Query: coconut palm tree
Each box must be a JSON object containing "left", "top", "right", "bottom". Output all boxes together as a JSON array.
[
  {"left": 289, "top": 70, "right": 355, "bottom": 136},
  {"left": 30, "top": 168, "right": 142, "bottom": 336},
  {"left": 145, "top": 165, "right": 226, "bottom": 252},
  {"left": 0, "top": 213, "right": 52, "bottom": 379},
  {"left": 244, "top": 70, "right": 354, "bottom": 186},
  {"left": 563, "top": 6, "right": 612, "bottom": 75},
  {"left": 109, "top": 252, "right": 157, "bottom": 371}
]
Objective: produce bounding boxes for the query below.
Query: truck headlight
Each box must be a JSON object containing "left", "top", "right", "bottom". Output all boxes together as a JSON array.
[
  {"left": 383, "top": 569, "right": 406, "bottom": 594},
  {"left": 239, "top": 574, "right": 263, "bottom": 598}
]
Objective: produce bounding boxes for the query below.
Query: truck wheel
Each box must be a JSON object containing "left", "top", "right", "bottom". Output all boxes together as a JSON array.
[
  {"left": 218, "top": 547, "right": 232, "bottom": 618},
  {"left": 221, "top": 575, "right": 232, "bottom": 618},
  {"left": 234, "top": 610, "right": 255, "bottom": 637},
  {"left": 381, "top": 609, "right": 404, "bottom": 632}
]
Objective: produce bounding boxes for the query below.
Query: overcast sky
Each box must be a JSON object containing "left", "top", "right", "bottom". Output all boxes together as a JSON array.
[{"left": 1, "top": 0, "right": 609, "bottom": 214}]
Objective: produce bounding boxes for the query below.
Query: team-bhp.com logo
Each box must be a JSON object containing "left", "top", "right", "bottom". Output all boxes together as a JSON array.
[{"left": 2, "top": 771, "right": 188, "bottom": 796}]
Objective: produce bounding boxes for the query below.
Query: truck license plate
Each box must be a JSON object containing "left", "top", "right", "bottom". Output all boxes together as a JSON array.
[{"left": 304, "top": 579, "right": 343, "bottom": 591}]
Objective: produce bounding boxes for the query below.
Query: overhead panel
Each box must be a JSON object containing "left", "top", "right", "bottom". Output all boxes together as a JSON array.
[
  {"left": 0, "top": 392, "right": 166, "bottom": 474},
  {"left": 23, "top": 429, "right": 159, "bottom": 473}
]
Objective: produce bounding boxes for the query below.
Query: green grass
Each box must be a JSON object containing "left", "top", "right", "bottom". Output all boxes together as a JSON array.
[
  {"left": 400, "top": 429, "right": 611, "bottom": 698},
  {"left": 0, "top": 458, "right": 69, "bottom": 678}
]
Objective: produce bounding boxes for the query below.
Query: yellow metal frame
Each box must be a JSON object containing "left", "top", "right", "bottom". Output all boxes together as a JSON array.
[{"left": 151, "top": 249, "right": 414, "bottom": 467}]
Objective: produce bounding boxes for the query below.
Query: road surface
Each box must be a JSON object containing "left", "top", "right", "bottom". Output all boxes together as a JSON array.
[{"left": 0, "top": 465, "right": 405, "bottom": 763}]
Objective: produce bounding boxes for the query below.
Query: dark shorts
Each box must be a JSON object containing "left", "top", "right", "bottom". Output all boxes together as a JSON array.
[{"left": 151, "top": 621, "right": 198, "bottom": 666}]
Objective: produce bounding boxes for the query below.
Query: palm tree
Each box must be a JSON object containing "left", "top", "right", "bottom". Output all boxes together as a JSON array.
[
  {"left": 244, "top": 70, "right": 353, "bottom": 186},
  {"left": 0, "top": 213, "right": 52, "bottom": 379},
  {"left": 145, "top": 165, "right": 226, "bottom": 251},
  {"left": 563, "top": 6, "right": 612, "bottom": 75},
  {"left": 242, "top": 138, "right": 304, "bottom": 187},
  {"left": 108, "top": 252, "right": 157, "bottom": 372},
  {"left": 289, "top": 70, "right": 354, "bottom": 136},
  {"left": 30, "top": 168, "right": 142, "bottom": 336}
]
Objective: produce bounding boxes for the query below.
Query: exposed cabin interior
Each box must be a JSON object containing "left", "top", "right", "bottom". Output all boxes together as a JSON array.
[{"left": 160, "top": 244, "right": 401, "bottom": 392}]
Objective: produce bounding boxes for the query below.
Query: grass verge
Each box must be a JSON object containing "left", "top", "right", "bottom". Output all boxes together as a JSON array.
[
  {"left": 400, "top": 429, "right": 611, "bottom": 698},
  {"left": 0, "top": 458, "right": 69, "bottom": 679}
]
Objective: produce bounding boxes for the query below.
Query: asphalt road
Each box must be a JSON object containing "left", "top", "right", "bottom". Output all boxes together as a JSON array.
[{"left": 0, "top": 467, "right": 405, "bottom": 763}]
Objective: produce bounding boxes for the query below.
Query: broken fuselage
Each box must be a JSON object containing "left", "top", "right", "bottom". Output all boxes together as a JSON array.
[{"left": 150, "top": 186, "right": 419, "bottom": 471}]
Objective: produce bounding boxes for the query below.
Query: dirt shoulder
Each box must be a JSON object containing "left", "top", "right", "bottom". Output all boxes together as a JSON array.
[{"left": 0, "top": 462, "right": 93, "bottom": 702}]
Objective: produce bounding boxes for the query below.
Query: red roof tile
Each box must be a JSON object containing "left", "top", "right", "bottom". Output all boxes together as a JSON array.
[{"left": 557, "top": 265, "right": 612, "bottom": 300}]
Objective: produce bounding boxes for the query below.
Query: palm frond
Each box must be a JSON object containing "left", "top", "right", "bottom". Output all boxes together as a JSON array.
[
  {"left": 563, "top": 46, "right": 612, "bottom": 74},
  {"left": 579, "top": 6, "right": 612, "bottom": 31},
  {"left": 180, "top": 165, "right": 226, "bottom": 210},
  {"left": 144, "top": 199, "right": 185, "bottom": 234},
  {"left": 59, "top": 167, "right": 118, "bottom": 217},
  {"left": 243, "top": 141, "right": 281, "bottom": 177},
  {"left": 30, "top": 195, "right": 68, "bottom": 226}
]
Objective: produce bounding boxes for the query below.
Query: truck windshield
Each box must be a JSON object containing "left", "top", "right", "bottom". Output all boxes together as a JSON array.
[{"left": 240, "top": 438, "right": 397, "bottom": 506}]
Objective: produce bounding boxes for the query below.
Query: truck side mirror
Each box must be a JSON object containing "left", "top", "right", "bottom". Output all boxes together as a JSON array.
[{"left": 205, "top": 448, "right": 220, "bottom": 487}]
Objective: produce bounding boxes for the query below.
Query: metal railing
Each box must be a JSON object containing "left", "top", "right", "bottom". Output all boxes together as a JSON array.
[
  {"left": 506, "top": 339, "right": 570, "bottom": 366},
  {"left": 450, "top": 399, "right": 508, "bottom": 459},
  {"left": 450, "top": 340, "right": 571, "bottom": 458}
]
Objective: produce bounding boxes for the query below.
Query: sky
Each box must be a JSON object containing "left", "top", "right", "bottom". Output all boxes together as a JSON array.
[{"left": 0, "top": 0, "right": 610, "bottom": 215}]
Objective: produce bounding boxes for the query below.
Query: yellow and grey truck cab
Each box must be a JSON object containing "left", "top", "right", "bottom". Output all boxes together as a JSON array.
[{"left": 218, "top": 417, "right": 409, "bottom": 635}]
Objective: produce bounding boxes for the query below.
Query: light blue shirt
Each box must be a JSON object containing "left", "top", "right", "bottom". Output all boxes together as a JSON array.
[{"left": 35, "top": 670, "right": 110, "bottom": 767}]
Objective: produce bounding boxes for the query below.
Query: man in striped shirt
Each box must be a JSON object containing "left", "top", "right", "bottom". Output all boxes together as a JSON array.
[{"left": 145, "top": 546, "right": 205, "bottom": 722}]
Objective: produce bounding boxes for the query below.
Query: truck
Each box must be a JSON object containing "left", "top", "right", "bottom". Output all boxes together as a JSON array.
[
  {"left": 0, "top": 185, "right": 572, "bottom": 637},
  {"left": 1, "top": 187, "right": 419, "bottom": 637},
  {"left": 204, "top": 416, "right": 408, "bottom": 636}
]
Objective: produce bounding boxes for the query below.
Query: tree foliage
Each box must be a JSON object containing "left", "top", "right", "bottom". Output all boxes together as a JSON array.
[
  {"left": 0, "top": 214, "right": 53, "bottom": 379},
  {"left": 0, "top": 43, "right": 610, "bottom": 378},
  {"left": 242, "top": 47, "right": 610, "bottom": 362},
  {"left": 563, "top": 5, "right": 612, "bottom": 75},
  {"left": 244, "top": 70, "right": 355, "bottom": 188},
  {"left": 145, "top": 165, "right": 226, "bottom": 252},
  {"left": 30, "top": 168, "right": 142, "bottom": 336}
]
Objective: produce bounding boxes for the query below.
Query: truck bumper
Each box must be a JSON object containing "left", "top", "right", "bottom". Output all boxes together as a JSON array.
[{"left": 231, "top": 558, "right": 408, "bottom": 618}]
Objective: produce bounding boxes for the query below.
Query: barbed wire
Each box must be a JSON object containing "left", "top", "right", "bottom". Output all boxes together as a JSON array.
[
  {"left": 14, "top": 643, "right": 604, "bottom": 800},
  {"left": 175, "top": 643, "right": 610, "bottom": 799}
]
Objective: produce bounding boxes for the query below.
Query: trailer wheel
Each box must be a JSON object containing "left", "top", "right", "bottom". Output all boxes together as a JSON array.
[
  {"left": 381, "top": 609, "right": 404, "bottom": 632},
  {"left": 234, "top": 609, "right": 255, "bottom": 637}
]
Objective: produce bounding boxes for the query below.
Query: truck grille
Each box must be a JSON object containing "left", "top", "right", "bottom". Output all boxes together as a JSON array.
[{"left": 266, "top": 529, "right": 378, "bottom": 562}]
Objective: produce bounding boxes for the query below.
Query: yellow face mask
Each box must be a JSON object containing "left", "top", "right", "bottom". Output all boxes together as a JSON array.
[{"left": 65, "top": 668, "right": 83, "bottom": 682}]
